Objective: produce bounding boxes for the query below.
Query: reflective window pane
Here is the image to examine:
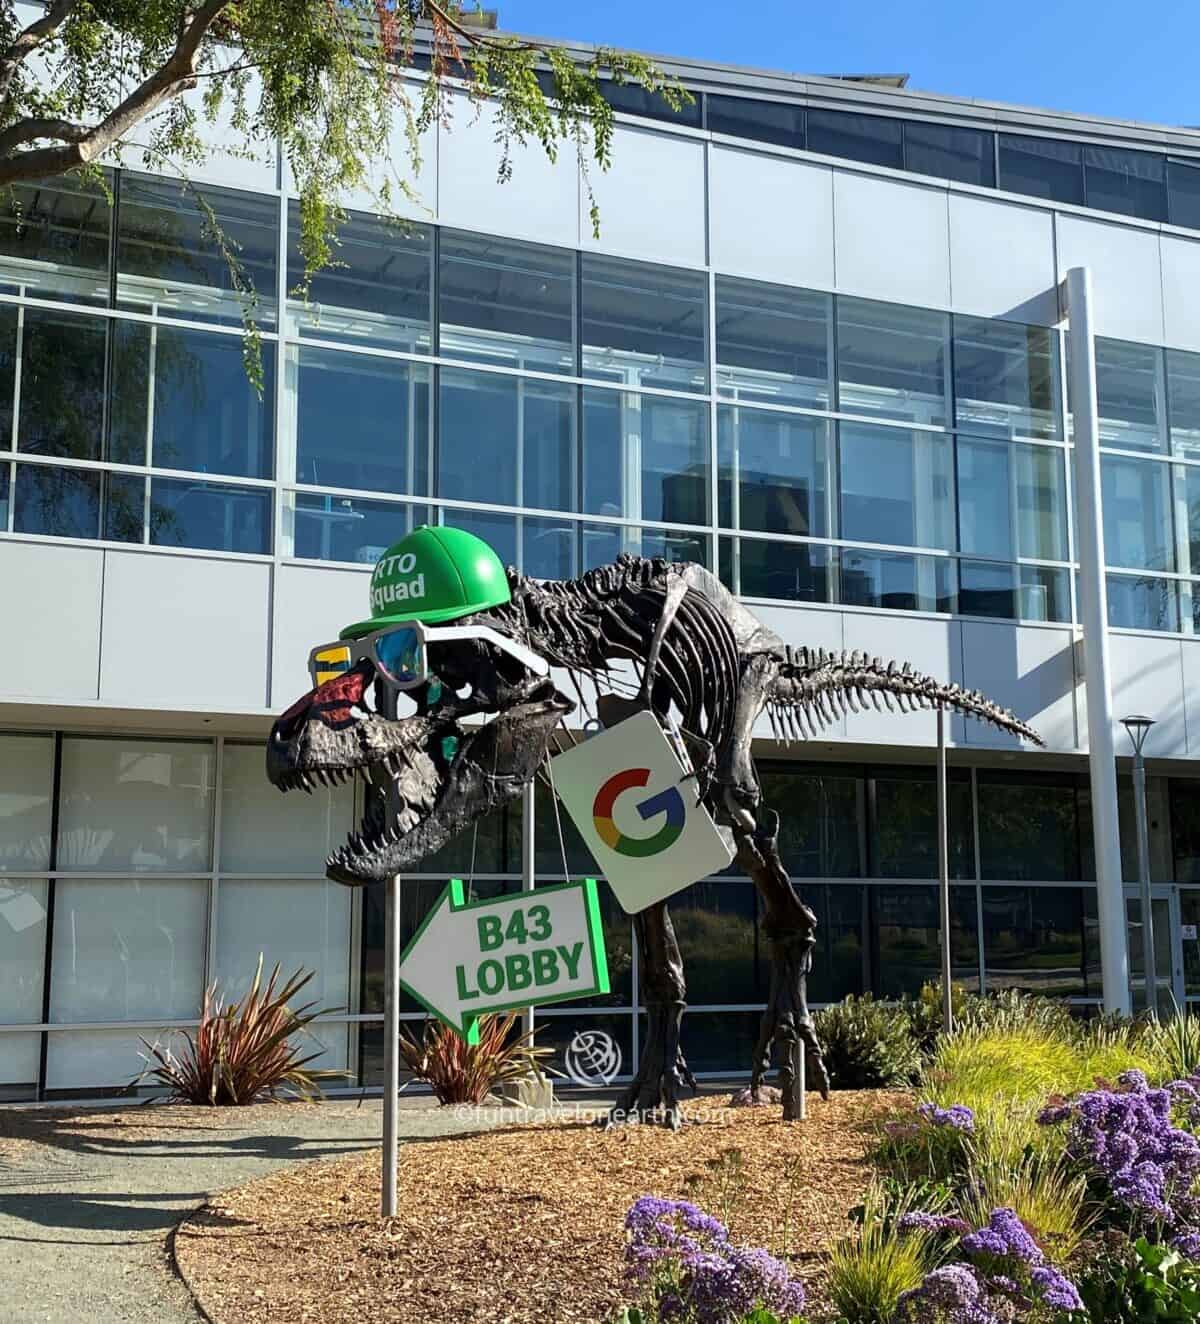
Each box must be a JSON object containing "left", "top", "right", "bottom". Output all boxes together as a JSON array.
[
  {"left": 718, "top": 405, "right": 828, "bottom": 535},
  {"left": 216, "top": 879, "right": 351, "bottom": 1009},
  {"left": 959, "top": 560, "right": 1018, "bottom": 619},
  {"left": 1016, "top": 443, "right": 1068, "bottom": 561},
  {"left": 220, "top": 743, "right": 354, "bottom": 872},
  {"left": 0, "top": 173, "right": 111, "bottom": 305},
  {"left": 807, "top": 883, "right": 866, "bottom": 1004},
  {"left": 103, "top": 472, "right": 147, "bottom": 543},
  {"left": 583, "top": 389, "right": 708, "bottom": 526},
  {"left": 1171, "top": 782, "right": 1200, "bottom": 884},
  {"left": 140, "top": 328, "right": 274, "bottom": 478},
  {"left": 287, "top": 202, "right": 430, "bottom": 353},
  {"left": 720, "top": 537, "right": 831, "bottom": 604},
  {"left": 707, "top": 94, "right": 804, "bottom": 148},
  {"left": 871, "top": 884, "right": 979, "bottom": 997},
  {"left": 1101, "top": 455, "right": 1174, "bottom": 571},
  {"left": 1168, "top": 158, "right": 1200, "bottom": 230},
  {"left": 149, "top": 478, "right": 272, "bottom": 554},
  {"left": 953, "top": 315, "right": 1060, "bottom": 440},
  {"left": 13, "top": 464, "right": 98, "bottom": 538},
  {"left": 534, "top": 779, "right": 597, "bottom": 876},
  {"left": 49, "top": 878, "right": 207, "bottom": 1021},
  {"left": 0, "top": 879, "right": 46, "bottom": 1023},
  {"left": 1167, "top": 348, "right": 1200, "bottom": 460},
  {"left": 1095, "top": 338, "right": 1165, "bottom": 453},
  {"left": 870, "top": 769, "right": 974, "bottom": 880},
  {"left": 664, "top": 881, "right": 761, "bottom": 1005},
  {"left": 581, "top": 254, "right": 706, "bottom": 392},
  {"left": 118, "top": 174, "right": 277, "bottom": 326},
  {"left": 957, "top": 436, "right": 1012, "bottom": 560},
  {"left": 808, "top": 109, "right": 903, "bottom": 169},
  {"left": 1181, "top": 888, "right": 1200, "bottom": 994},
  {"left": 0, "top": 734, "right": 53, "bottom": 872},
  {"left": 536, "top": 1013, "right": 634, "bottom": 1081},
  {"left": 601, "top": 80, "right": 700, "bottom": 128},
  {"left": 999, "top": 134, "right": 1084, "bottom": 205},
  {"left": 1019, "top": 565, "right": 1070, "bottom": 623},
  {"left": 57, "top": 737, "right": 213, "bottom": 872},
  {"left": 295, "top": 346, "right": 429, "bottom": 495},
  {"left": 759, "top": 765, "right": 862, "bottom": 877},
  {"left": 839, "top": 421, "right": 953, "bottom": 550},
  {"left": 678, "top": 1011, "right": 760, "bottom": 1074},
  {"left": 838, "top": 547, "right": 953, "bottom": 613},
  {"left": 1083, "top": 145, "right": 1166, "bottom": 222},
  {"left": 715, "top": 276, "right": 830, "bottom": 409},
  {"left": 837, "top": 297, "right": 949, "bottom": 426},
  {"left": 982, "top": 885, "right": 1097, "bottom": 998},
  {"left": 17, "top": 308, "right": 107, "bottom": 459},
  {"left": 1106, "top": 573, "right": 1180, "bottom": 632},
  {"left": 977, "top": 772, "right": 1086, "bottom": 881},
  {"left": 523, "top": 515, "right": 578, "bottom": 581},
  {"left": 581, "top": 522, "right": 708, "bottom": 570},
  {"left": 904, "top": 121, "right": 995, "bottom": 187},
  {"left": 439, "top": 230, "right": 573, "bottom": 373},
  {"left": 293, "top": 493, "right": 429, "bottom": 564},
  {"left": 439, "top": 368, "right": 574, "bottom": 511}
]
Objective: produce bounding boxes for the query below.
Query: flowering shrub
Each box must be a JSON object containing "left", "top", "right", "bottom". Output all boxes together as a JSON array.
[
  {"left": 1037, "top": 1068, "right": 1200, "bottom": 1255},
  {"left": 623, "top": 1197, "right": 807, "bottom": 1324},
  {"left": 895, "top": 1207, "right": 1082, "bottom": 1323},
  {"left": 919, "top": 1102, "right": 977, "bottom": 1134}
]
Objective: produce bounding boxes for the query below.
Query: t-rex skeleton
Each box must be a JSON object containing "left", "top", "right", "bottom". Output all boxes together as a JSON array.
[{"left": 268, "top": 555, "right": 1041, "bottom": 1125}]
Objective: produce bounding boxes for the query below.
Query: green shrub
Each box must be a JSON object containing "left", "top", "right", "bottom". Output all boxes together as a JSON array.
[
  {"left": 826, "top": 1181, "right": 936, "bottom": 1324},
  {"left": 1141, "top": 1007, "right": 1200, "bottom": 1081},
  {"left": 813, "top": 994, "right": 920, "bottom": 1089},
  {"left": 958, "top": 1148, "right": 1093, "bottom": 1262},
  {"left": 1076, "top": 1235, "right": 1200, "bottom": 1323}
]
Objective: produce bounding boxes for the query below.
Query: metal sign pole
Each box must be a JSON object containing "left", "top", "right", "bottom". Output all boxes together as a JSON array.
[
  {"left": 937, "top": 705, "right": 953, "bottom": 1034},
  {"left": 381, "top": 871, "right": 400, "bottom": 1219}
]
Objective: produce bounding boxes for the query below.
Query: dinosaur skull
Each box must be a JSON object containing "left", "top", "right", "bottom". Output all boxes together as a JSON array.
[{"left": 266, "top": 638, "right": 572, "bottom": 885}]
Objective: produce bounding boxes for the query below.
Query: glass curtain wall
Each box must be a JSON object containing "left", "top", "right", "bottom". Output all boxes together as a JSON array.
[
  {"left": 1, "top": 731, "right": 1121, "bottom": 1101},
  {"left": 6, "top": 164, "right": 1200, "bottom": 634}
]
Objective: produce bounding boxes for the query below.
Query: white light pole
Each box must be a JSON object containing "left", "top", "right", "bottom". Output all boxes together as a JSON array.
[{"left": 1122, "top": 714, "right": 1157, "bottom": 1018}]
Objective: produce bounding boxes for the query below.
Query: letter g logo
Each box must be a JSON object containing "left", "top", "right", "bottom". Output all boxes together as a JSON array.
[{"left": 592, "top": 768, "right": 685, "bottom": 859}]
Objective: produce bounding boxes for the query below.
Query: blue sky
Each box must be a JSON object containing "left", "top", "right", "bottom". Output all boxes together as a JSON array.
[{"left": 497, "top": 0, "right": 1194, "bottom": 128}]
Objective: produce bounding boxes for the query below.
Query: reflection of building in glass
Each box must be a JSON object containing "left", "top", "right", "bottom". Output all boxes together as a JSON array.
[{"left": 5, "top": 29, "right": 1200, "bottom": 1099}]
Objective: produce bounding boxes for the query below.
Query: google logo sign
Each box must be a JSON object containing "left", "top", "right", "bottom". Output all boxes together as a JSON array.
[{"left": 592, "top": 768, "right": 685, "bottom": 859}]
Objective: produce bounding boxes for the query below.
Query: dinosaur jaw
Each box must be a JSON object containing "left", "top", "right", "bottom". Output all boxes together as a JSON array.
[{"left": 269, "top": 688, "right": 572, "bottom": 886}]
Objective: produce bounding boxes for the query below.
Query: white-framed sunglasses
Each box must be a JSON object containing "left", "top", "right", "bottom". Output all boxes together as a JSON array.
[{"left": 308, "top": 619, "right": 549, "bottom": 691}]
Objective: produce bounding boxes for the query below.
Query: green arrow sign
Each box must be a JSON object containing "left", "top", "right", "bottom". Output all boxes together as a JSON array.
[{"left": 398, "top": 878, "right": 610, "bottom": 1043}]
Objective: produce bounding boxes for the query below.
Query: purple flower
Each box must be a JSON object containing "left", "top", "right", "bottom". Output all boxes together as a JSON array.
[
  {"left": 898, "top": 1210, "right": 971, "bottom": 1237},
  {"left": 961, "top": 1209, "right": 1044, "bottom": 1267},
  {"left": 896, "top": 1263, "right": 1002, "bottom": 1324},
  {"left": 1118, "top": 1068, "right": 1150, "bottom": 1092},
  {"left": 919, "top": 1101, "right": 977, "bottom": 1133},
  {"left": 1030, "top": 1265, "right": 1084, "bottom": 1312}
]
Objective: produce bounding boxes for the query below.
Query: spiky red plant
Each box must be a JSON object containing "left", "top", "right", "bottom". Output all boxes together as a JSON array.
[{"left": 396, "top": 1012, "right": 552, "bottom": 1104}]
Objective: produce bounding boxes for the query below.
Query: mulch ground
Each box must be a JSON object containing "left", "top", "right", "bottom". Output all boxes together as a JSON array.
[{"left": 175, "top": 1091, "right": 903, "bottom": 1324}]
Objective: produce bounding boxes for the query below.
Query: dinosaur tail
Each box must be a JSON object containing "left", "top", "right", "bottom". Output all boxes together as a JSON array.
[{"left": 766, "top": 646, "right": 1044, "bottom": 746}]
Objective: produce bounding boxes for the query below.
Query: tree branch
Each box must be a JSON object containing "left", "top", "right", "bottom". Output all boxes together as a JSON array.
[
  {"left": 0, "top": 0, "right": 232, "bottom": 186},
  {"left": 0, "top": 0, "right": 78, "bottom": 109},
  {"left": 0, "top": 115, "right": 88, "bottom": 158}
]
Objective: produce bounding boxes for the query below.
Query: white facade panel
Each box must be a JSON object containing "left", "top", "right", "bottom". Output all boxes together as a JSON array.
[
  {"left": 833, "top": 172, "right": 951, "bottom": 308},
  {"left": 840, "top": 613, "right": 965, "bottom": 746},
  {"left": 580, "top": 125, "right": 706, "bottom": 266},
  {"left": 1160, "top": 234, "right": 1200, "bottom": 354},
  {"left": 1056, "top": 215, "right": 1165, "bottom": 345},
  {"left": 960, "top": 621, "right": 1079, "bottom": 752},
  {"left": 438, "top": 91, "right": 576, "bottom": 246},
  {"left": 948, "top": 194, "right": 1058, "bottom": 325},
  {"left": 1177, "top": 640, "right": 1200, "bottom": 757},
  {"left": 708, "top": 147, "right": 835, "bottom": 289},
  {"left": 172, "top": 68, "right": 278, "bottom": 193},
  {"left": 0, "top": 541, "right": 102, "bottom": 701},
  {"left": 272, "top": 563, "right": 372, "bottom": 708},
  {"left": 1106, "top": 633, "right": 1187, "bottom": 758},
  {"left": 99, "top": 552, "right": 271, "bottom": 710}
]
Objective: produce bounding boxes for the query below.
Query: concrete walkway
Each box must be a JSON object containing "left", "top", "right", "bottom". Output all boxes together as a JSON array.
[{"left": 0, "top": 1096, "right": 503, "bottom": 1324}]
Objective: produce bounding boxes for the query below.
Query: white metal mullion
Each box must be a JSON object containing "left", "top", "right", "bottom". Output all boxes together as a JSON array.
[
  {"left": 8, "top": 302, "right": 22, "bottom": 532},
  {"left": 273, "top": 191, "right": 289, "bottom": 564},
  {"left": 706, "top": 267, "right": 718, "bottom": 573},
  {"left": 206, "top": 735, "right": 224, "bottom": 988}
]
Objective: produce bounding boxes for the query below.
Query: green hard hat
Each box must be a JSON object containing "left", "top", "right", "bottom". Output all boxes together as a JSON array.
[{"left": 340, "top": 526, "right": 512, "bottom": 639}]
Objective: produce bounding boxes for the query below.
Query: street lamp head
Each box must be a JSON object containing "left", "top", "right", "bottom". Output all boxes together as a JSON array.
[{"left": 1121, "top": 713, "right": 1156, "bottom": 756}]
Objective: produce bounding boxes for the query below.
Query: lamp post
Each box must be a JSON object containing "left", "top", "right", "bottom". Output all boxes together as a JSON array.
[{"left": 1122, "top": 714, "right": 1157, "bottom": 1018}]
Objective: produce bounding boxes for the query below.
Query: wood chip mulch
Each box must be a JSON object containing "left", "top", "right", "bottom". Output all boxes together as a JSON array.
[{"left": 175, "top": 1090, "right": 903, "bottom": 1324}]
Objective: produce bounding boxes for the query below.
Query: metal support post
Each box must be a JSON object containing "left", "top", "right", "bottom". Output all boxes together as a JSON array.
[
  {"left": 381, "top": 871, "right": 400, "bottom": 1218},
  {"left": 1064, "top": 266, "right": 1131, "bottom": 1015},
  {"left": 937, "top": 705, "right": 954, "bottom": 1033}
]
